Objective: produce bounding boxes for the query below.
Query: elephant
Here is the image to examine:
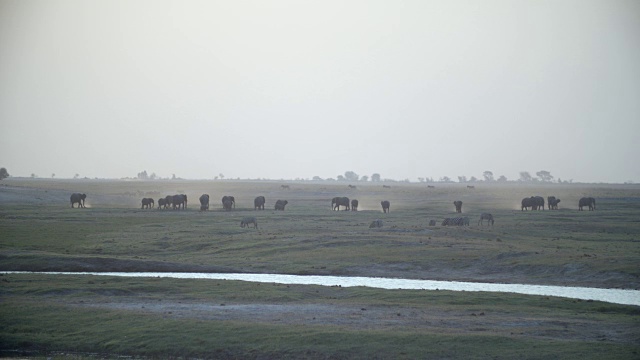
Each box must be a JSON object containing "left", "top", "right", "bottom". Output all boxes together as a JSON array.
[
  {"left": 579, "top": 197, "right": 596, "bottom": 211},
  {"left": 274, "top": 200, "right": 288, "bottom": 211},
  {"left": 521, "top": 196, "right": 544, "bottom": 210},
  {"left": 521, "top": 197, "right": 533, "bottom": 210},
  {"left": 254, "top": 196, "right": 266, "bottom": 210},
  {"left": 381, "top": 200, "right": 390, "bottom": 213},
  {"left": 157, "top": 198, "right": 167, "bottom": 209},
  {"left": 478, "top": 213, "right": 494, "bottom": 226},
  {"left": 532, "top": 196, "right": 545, "bottom": 210},
  {"left": 70, "top": 193, "right": 86, "bottom": 208},
  {"left": 172, "top": 194, "right": 187, "bottom": 210},
  {"left": 331, "top": 197, "right": 350, "bottom": 211},
  {"left": 548, "top": 197, "right": 561, "bottom": 210},
  {"left": 141, "top": 198, "right": 154, "bottom": 209},
  {"left": 223, "top": 198, "right": 234, "bottom": 211},
  {"left": 222, "top": 196, "right": 235, "bottom": 209},
  {"left": 199, "top": 194, "right": 210, "bottom": 211},
  {"left": 164, "top": 195, "right": 174, "bottom": 209},
  {"left": 241, "top": 216, "right": 258, "bottom": 228},
  {"left": 351, "top": 199, "right": 359, "bottom": 211},
  {"left": 453, "top": 200, "right": 463, "bottom": 213}
]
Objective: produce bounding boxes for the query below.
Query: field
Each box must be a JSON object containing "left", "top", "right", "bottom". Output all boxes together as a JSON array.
[{"left": 1, "top": 178, "right": 639, "bottom": 359}]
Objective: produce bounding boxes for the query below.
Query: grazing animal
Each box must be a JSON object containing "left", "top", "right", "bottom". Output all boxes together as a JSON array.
[
  {"left": 240, "top": 216, "right": 258, "bottom": 229},
  {"left": 442, "top": 217, "right": 469, "bottom": 226},
  {"left": 70, "top": 193, "right": 86, "bottom": 208},
  {"left": 331, "top": 197, "right": 350, "bottom": 211},
  {"left": 351, "top": 199, "right": 359, "bottom": 211},
  {"left": 383, "top": 185, "right": 391, "bottom": 189},
  {"left": 281, "top": 185, "right": 290, "bottom": 190},
  {"left": 427, "top": 185, "right": 435, "bottom": 189},
  {"left": 274, "top": 200, "right": 288, "bottom": 211},
  {"left": 141, "top": 198, "right": 154, "bottom": 209},
  {"left": 348, "top": 185, "right": 357, "bottom": 189},
  {"left": 172, "top": 194, "right": 187, "bottom": 210},
  {"left": 254, "top": 196, "right": 266, "bottom": 210},
  {"left": 579, "top": 197, "right": 596, "bottom": 211},
  {"left": 478, "top": 213, "right": 494, "bottom": 226},
  {"left": 453, "top": 200, "right": 463, "bottom": 213},
  {"left": 369, "top": 219, "right": 384, "bottom": 228},
  {"left": 381, "top": 200, "right": 390, "bottom": 213},
  {"left": 467, "top": 185, "right": 475, "bottom": 189},
  {"left": 199, "top": 194, "right": 210, "bottom": 211},
  {"left": 221, "top": 196, "right": 235, "bottom": 209},
  {"left": 157, "top": 198, "right": 167, "bottom": 209},
  {"left": 428, "top": 220, "right": 436, "bottom": 226}
]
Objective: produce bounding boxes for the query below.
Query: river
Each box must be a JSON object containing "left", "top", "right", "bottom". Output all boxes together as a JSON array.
[{"left": 5, "top": 271, "right": 639, "bottom": 306}]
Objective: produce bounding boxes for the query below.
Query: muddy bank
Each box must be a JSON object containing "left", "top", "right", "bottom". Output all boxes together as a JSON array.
[{"left": 2, "top": 252, "right": 638, "bottom": 290}]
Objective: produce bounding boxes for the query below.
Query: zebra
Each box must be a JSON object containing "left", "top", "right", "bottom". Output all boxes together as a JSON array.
[
  {"left": 478, "top": 213, "right": 494, "bottom": 226},
  {"left": 442, "top": 217, "right": 469, "bottom": 226}
]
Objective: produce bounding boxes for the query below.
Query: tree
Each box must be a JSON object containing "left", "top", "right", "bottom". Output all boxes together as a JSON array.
[
  {"left": 360, "top": 175, "right": 369, "bottom": 182},
  {"left": 536, "top": 170, "right": 554, "bottom": 182},
  {"left": 344, "top": 171, "right": 359, "bottom": 182},
  {"left": 371, "top": 173, "right": 381, "bottom": 182},
  {"left": 0, "top": 168, "right": 9, "bottom": 180},
  {"left": 469, "top": 176, "right": 478, "bottom": 182},
  {"left": 519, "top": 171, "right": 533, "bottom": 182},
  {"left": 457, "top": 176, "right": 467, "bottom": 183},
  {"left": 312, "top": 176, "right": 323, "bottom": 181},
  {"left": 439, "top": 176, "right": 452, "bottom": 182},
  {"left": 74, "top": 173, "right": 79, "bottom": 179},
  {"left": 30, "top": 173, "right": 37, "bottom": 178},
  {"left": 51, "top": 173, "right": 55, "bottom": 178},
  {"left": 483, "top": 171, "right": 494, "bottom": 182},
  {"left": 337, "top": 175, "right": 345, "bottom": 181},
  {"left": 497, "top": 175, "right": 508, "bottom": 182},
  {"left": 137, "top": 170, "right": 149, "bottom": 180}
]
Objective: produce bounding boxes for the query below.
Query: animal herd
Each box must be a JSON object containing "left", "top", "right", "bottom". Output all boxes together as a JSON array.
[
  {"left": 520, "top": 196, "right": 595, "bottom": 211},
  {"left": 69, "top": 191, "right": 598, "bottom": 229}
]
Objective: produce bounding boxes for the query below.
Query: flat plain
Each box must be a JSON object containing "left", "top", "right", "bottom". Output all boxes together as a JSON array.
[{"left": 1, "top": 178, "right": 639, "bottom": 359}]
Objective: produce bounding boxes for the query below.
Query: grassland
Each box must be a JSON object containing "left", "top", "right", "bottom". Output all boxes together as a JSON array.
[{"left": 1, "top": 178, "right": 639, "bottom": 358}]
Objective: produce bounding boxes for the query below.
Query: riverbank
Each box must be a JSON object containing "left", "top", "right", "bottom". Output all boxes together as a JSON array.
[{"left": 1, "top": 273, "right": 639, "bottom": 359}]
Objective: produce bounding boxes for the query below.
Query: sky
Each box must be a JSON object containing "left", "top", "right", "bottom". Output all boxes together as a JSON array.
[{"left": 1, "top": 0, "right": 639, "bottom": 183}]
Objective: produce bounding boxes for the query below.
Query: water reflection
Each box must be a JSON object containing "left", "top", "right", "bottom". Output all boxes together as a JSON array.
[{"left": 4, "top": 271, "right": 639, "bottom": 306}]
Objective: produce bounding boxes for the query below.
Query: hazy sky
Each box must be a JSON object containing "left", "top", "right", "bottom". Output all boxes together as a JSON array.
[{"left": 1, "top": 0, "right": 639, "bottom": 182}]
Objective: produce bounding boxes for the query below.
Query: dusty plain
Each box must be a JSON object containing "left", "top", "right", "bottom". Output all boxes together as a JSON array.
[{"left": 1, "top": 178, "right": 639, "bottom": 359}]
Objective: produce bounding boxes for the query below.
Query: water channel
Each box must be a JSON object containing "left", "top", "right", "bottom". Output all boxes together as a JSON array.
[{"left": 5, "top": 271, "right": 639, "bottom": 306}]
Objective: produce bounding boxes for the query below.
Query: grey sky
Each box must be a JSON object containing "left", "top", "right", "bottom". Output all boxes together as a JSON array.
[{"left": 1, "top": 0, "right": 638, "bottom": 182}]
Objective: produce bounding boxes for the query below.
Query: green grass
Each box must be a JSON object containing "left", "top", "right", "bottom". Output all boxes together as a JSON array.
[
  {"left": 1, "top": 179, "right": 640, "bottom": 358},
  {"left": 1, "top": 274, "right": 639, "bottom": 359}
]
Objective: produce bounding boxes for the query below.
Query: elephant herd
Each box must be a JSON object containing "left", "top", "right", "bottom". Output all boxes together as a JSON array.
[
  {"left": 69, "top": 192, "right": 598, "bottom": 219},
  {"left": 520, "top": 196, "right": 595, "bottom": 211},
  {"left": 331, "top": 197, "right": 391, "bottom": 213}
]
